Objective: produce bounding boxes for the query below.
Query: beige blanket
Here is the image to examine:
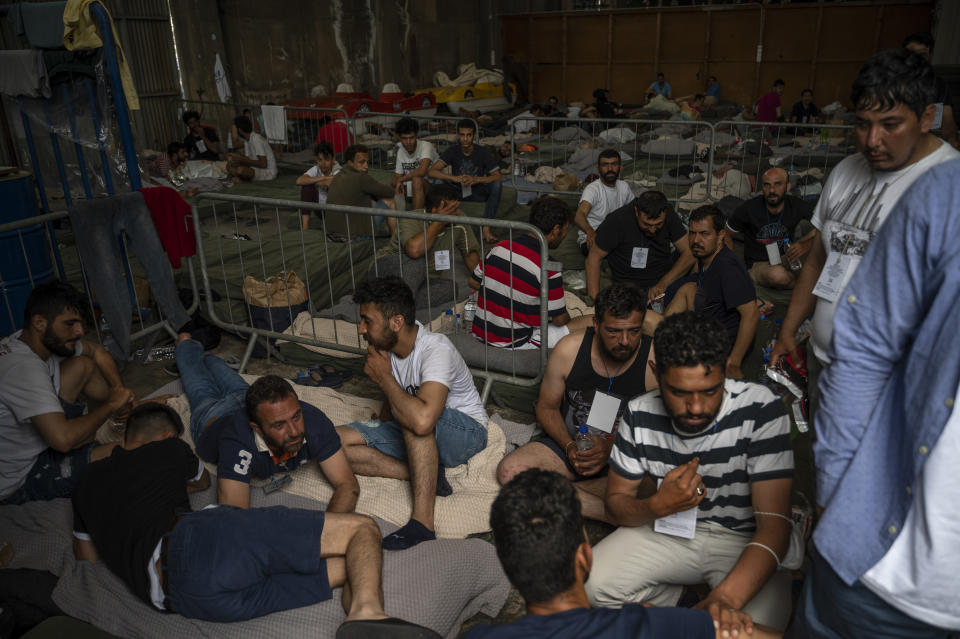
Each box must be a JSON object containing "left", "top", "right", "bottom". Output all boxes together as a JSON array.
[{"left": 164, "top": 380, "right": 506, "bottom": 538}]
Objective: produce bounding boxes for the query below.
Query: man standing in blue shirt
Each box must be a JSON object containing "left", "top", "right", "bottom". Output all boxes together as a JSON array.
[{"left": 788, "top": 160, "right": 960, "bottom": 637}]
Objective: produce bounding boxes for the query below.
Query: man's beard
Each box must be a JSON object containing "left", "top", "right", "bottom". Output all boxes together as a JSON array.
[
  {"left": 599, "top": 336, "right": 636, "bottom": 363},
  {"left": 42, "top": 325, "right": 77, "bottom": 357},
  {"left": 366, "top": 325, "right": 399, "bottom": 352},
  {"left": 601, "top": 170, "right": 619, "bottom": 185},
  {"left": 263, "top": 429, "right": 304, "bottom": 456},
  {"left": 766, "top": 192, "right": 784, "bottom": 208}
]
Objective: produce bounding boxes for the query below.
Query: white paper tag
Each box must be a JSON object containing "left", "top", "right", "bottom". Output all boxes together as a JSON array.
[
  {"left": 544, "top": 259, "right": 564, "bottom": 273},
  {"left": 812, "top": 252, "right": 855, "bottom": 303},
  {"left": 631, "top": 246, "right": 649, "bottom": 269},
  {"left": 462, "top": 183, "right": 472, "bottom": 198},
  {"left": 405, "top": 180, "right": 413, "bottom": 197},
  {"left": 765, "top": 241, "right": 782, "bottom": 266},
  {"left": 586, "top": 391, "right": 621, "bottom": 433},
  {"left": 653, "top": 478, "right": 698, "bottom": 539},
  {"left": 434, "top": 250, "right": 451, "bottom": 271},
  {"left": 196, "top": 139, "right": 207, "bottom": 153},
  {"left": 932, "top": 102, "right": 944, "bottom": 130}
]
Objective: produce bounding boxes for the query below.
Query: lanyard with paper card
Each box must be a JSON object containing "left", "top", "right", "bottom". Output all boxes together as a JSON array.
[
  {"left": 586, "top": 391, "right": 622, "bottom": 433},
  {"left": 812, "top": 225, "right": 868, "bottom": 303},
  {"left": 653, "top": 476, "right": 698, "bottom": 539},
  {"left": 405, "top": 180, "right": 413, "bottom": 197},
  {"left": 434, "top": 250, "right": 451, "bottom": 271},
  {"left": 462, "top": 182, "right": 472, "bottom": 198},
  {"left": 196, "top": 139, "right": 207, "bottom": 153},
  {"left": 765, "top": 241, "right": 782, "bottom": 266},
  {"left": 631, "top": 246, "right": 649, "bottom": 269}
]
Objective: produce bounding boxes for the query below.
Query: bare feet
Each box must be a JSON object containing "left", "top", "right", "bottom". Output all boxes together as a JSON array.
[{"left": 176, "top": 332, "right": 192, "bottom": 345}]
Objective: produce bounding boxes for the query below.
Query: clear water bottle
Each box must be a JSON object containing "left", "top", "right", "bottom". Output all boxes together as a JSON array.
[
  {"left": 782, "top": 239, "right": 802, "bottom": 272},
  {"left": 463, "top": 292, "right": 478, "bottom": 324},
  {"left": 440, "top": 309, "right": 455, "bottom": 333},
  {"left": 576, "top": 425, "right": 594, "bottom": 451}
]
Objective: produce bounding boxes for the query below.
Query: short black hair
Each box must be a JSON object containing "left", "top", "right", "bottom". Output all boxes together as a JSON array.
[
  {"left": 457, "top": 118, "right": 477, "bottom": 133},
  {"left": 774, "top": 79, "right": 785, "bottom": 88},
  {"left": 490, "top": 469, "right": 585, "bottom": 604},
  {"left": 694, "top": 94, "right": 705, "bottom": 102},
  {"left": 181, "top": 110, "right": 200, "bottom": 125},
  {"left": 637, "top": 190, "right": 668, "bottom": 220},
  {"left": 529, "top": 196, "right": 571, "bottom": 234},
  {"left": 850, "top": 48, "right": 938, "bottom": 119},
  {"left": 426, "top": 183, "right": 460, "bottom": 210},
  {"left": 395, "top": 117, "right": 419, "bottom": 136},
  {"left": 653, "top": 311, "right": 730, "bottom": 375},
  {"left": 23, "top": 280, "right": 86, "bottom": 327},
  {"left": 344, "top": 144, "right": 370, "bottom": 164},
  {"left": 245, "top": 375, "right": 297, "bottom": 426},
  {"left": 233, "top": 115, "right": 252, "bottom": 134},
  {"left": 801, "top": 88, "right": 813, "bottom": 97},
  {"left": 313, "top": 141, "right": 335, "bottom": 158},
  {"left": 902, "top": 32, "right": 934, "bottom": 51},
  {"left": 166, "top": 141, "right": 186, "bottom": 157},
  {"left": 594, "top": 283, "right": 645, "bottom": 324},
  {"left": 354, "top": 276, "right": 415, "bottom": 327},
  {"left": 530, "top": 104, "right": 544, "bottom": 114},
  {"left": 125, "top": 402, "right": 184, "bottom": 442},
  {"left": 657, "top": 72, "right": 664, "bottom": 78},
  {"left": 598, "top": 148, "right": 620, "bottom": 164},
  {"left": 688, "top": 204, "right": 724, "bottom": 232}
]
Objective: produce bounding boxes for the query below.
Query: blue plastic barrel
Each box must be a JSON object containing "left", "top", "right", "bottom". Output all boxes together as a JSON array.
[{"left": 0, "top": 171, "right": 53, "bottom": 335}]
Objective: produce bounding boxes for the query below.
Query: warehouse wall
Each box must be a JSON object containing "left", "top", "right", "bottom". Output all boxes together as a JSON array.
[
  {"left": 170, "top": 0, "right": 502, "bottom": 104},
  {"left": 502, "top": 1, "right": 935, "bottom": 108}
]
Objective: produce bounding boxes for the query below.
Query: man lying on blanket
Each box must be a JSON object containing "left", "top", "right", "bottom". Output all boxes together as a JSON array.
[
  {"left": 173, "top": 331, "right": 359, "bottom": 511},
  {"left": 337, "top": 277, "right": 490, "bottom": 550},
  {"left": 72, "top": 403, "right": 439, "bottom": 638}
]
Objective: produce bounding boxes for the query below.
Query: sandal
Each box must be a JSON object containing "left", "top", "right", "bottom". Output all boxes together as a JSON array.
[
  {"left": 292, "top": 364, "right": 351, "bottom": 388},
  {"left": 756, "top": 297, "right": 774, "bottom": 316}
]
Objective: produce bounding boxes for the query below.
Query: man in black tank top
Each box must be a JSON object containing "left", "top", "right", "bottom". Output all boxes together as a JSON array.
[{"left": 496, "top": 284, "right": 658, "bottom": 522}]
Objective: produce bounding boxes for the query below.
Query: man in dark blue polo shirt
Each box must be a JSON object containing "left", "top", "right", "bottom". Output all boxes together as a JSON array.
[{"left": 174, "top": 332, "right": 359, "bottom": 511}]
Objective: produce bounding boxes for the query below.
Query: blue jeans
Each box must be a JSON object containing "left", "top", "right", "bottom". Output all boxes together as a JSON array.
[
  {"left": 463, "top": 180, "right": 502, "bottom": 220},
  {"left": 786, "top": 545, "right": 958, "bottom": 639},
  {"left": 346, "top": 407, "right": 487, "bottom": 468},
  {"left": 175, "top": 339, "right": 248, "bottom": 441},
  {"left": 166, "top": 506, "right": 331, "bottom": 622}
]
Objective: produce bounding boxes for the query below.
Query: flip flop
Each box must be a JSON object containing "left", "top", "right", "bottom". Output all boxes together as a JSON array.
[
  {"left": 292, "top": 364, "right": 351, "bottom": 388},
  {"left": 336, "top": 618, "right": 441, "bottom": 639}
]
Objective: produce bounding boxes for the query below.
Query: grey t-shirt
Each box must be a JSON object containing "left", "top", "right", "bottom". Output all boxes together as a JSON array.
[{"left": 0, "top": 331, "right": 79, "bottom": 499}]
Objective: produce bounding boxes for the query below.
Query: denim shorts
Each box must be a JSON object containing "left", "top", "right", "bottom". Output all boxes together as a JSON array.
[
  {"left": 346, "top": 407, "right": 487, "bottom": 468},
  {"left": 1, "top": 396, "right": 93, "bottom": 505}
]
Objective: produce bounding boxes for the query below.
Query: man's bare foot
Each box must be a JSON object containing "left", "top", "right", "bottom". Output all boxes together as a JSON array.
[
  {"left": 176, "top": 332, "right": 192, "bottom": 345},
  {"left": 482, "top": 226, "right": 499, "bottom": 243}
]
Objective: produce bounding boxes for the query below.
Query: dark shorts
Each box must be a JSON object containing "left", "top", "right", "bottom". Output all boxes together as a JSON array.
[
  {"left": 538, "top": 436, "right": 610, "bottom": 482},
  {"left": 2, "top": 396, "right": 93, "bottom": 505}
]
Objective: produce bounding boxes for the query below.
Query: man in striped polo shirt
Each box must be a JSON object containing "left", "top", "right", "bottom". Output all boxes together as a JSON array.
[
  {"left": 469, "top": 196, "right": 591, "bottom": 348},
  {"left": 585, "top": 311, "right": 794, "bottom": 631}
]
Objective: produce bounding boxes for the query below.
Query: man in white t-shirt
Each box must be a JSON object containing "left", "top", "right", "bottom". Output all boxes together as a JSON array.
[
  {"left": 296, "top": 141, "right": 342, "bottom": 230},
  {"left": 226, "top": 114, "right": 277, "bottom": 183},
  {"left": 573, "top": 149, "right": 633, "bottom": 255},
  {"left": 391, "top": 117, "right": 438, "bottom": 210},
  {"left": 337, "top": 277, "right": 488, "bottom": 550},
  {"left": 0, "top": 281, "right": 136, "bottom": 504},
  {"left": 770, "top": 48, "right": 959, "bottom": 417}
]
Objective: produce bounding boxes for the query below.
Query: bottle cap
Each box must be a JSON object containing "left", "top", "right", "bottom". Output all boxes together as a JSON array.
[{"left": 578, "top": 425, "right": 589, "bottom": 434}]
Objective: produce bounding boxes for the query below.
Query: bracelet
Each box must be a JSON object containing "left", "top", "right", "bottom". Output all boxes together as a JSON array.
[
  {"left": 564, "top": 441, "right": 577, "bottom": 454},
  {"left": 745, "top": 541, "right": 781, "bottom": 568}
]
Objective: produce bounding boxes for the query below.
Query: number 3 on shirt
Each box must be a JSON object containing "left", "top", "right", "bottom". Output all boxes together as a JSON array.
[{"left": 233, "top": 450, "right": 253, "bottom": 476}]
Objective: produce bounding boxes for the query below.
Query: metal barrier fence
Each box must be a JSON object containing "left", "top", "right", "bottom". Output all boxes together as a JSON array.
[
  {"left": 191, "top": 192, "right": 554, "bottom": 401},
  {"left": 350, "top": 112, "right": 480, "bottom": 173},
  {"left": 507, "top": 115, "right": 717, "bottom": 209},
  {"left": 508, "top": 115, "right": 857, "bottom": 211},
  {"left": 0, "top": 210, "right": 199, "bottom": 356}
]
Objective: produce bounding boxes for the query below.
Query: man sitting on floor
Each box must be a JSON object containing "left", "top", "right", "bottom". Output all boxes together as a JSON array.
[
  {"left": 790, "top": 89, "right": 820, "bottom": 125},
  {"left": 181, "top": 110, "right": 220, "bottom": 161},
  {"left": 225, "top": 115, "right": 277, "bottom": 183},
  {"left": 71, "top": 403, "right": 437, "bottom": 637},
  {"left": 586, "top": 191, "right": 694, "bottom": 303},
  {"left": 337, "top": 277, "right": 489, "bottom": 550},
  {"left": 585, "top": 311, "right": 794, "bottom": 632},
  {"left": 392, "top": 117, "right": 438, "bottom": 211},
  {"left": 0, "top": 281, "right": 135, "bottom": 505},
  {"left": 429, "top": 119, "right": 503, "bottom": 244},
  {"left": 173, "top": 332, "right": 359, "bottom": 511},
  {"left": 470, "top": 196, "right": 591, "bottom": 349},
  {"left": 297, "top": 141, "right": 342, "bottom": 230},
  {"left": 658, "top": 206, "right": 759, "bottom": 379},
  {"left": 573, "top": 149, "right": 633, "bottom": 255},
  {"left": 725, "top": 167, "right": 815, "bottom": 289},
  {"left": 328, "top": 144, "right": 397, "bottom": 237},
  {"left": 465, "top": 469, "right": 767, "bottom": 639},
  {"left": 496, "top": 284, "right": 657, "bottom": 522}
]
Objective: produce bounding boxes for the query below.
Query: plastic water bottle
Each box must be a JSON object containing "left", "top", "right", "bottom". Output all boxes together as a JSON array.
[
  {"left": 455, "top": 313, "right": 462, "bottom": 332},
  {"left": 440, "top": 309, "right": 455, "bottom": 334},
  {"left": 782, "top": 239, "right": 802, "bottom": 272},
  {"left": 463, "top": 292, "right": 478, "bottom": 324},
  {"left": 576, "top": 425, "right": 594, "bottom": 451}
]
